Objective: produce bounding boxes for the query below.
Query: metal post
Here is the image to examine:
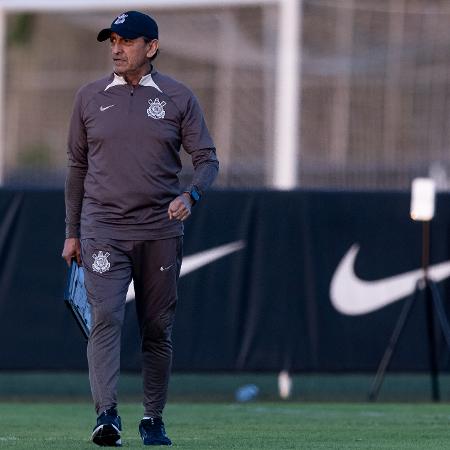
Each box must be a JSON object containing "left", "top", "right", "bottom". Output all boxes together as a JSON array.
[
  {"left": 330, "top": 0, "right": 354, "bottom": 165},
  {"left": 422, "top": 221, "right": 430, "bottom": 279},
  {"left": 212, "top": 12, "right": 235, "bottom": 185},
  {"left": 383, "top": 0, "right": 405, "bottom": 164},
  {"left": 422, "top": 220, "right": 440, "bottom": 401},
  {"left": 425, "top": 280, "right": 440, "bottom": 401},
  {"left": 273, "top": 0, "right": 301, "bottom": 189}
]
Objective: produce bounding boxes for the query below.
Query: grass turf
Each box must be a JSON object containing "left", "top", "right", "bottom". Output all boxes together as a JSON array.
[
  {"left": 5, "top": 372, "right": 450, "bottom": 402},
  {"left": 0, "top": 402, "right": 450, "bottom": 449}
]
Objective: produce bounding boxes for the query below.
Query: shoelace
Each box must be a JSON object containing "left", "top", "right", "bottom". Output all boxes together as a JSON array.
[{"left": 142, "top": 418, "right": 164, "bottom": 431}]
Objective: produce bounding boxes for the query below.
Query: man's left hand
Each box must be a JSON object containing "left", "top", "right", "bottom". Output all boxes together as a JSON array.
[{"left": 168, "top": 193, "right": 193, "bottom": 221}]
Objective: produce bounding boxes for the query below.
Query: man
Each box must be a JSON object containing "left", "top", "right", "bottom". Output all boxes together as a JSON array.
[{"left": 61, "top": 11, "right": 219, "bottom": 447}]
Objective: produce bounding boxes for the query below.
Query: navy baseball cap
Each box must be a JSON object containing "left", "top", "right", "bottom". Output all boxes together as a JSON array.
[{"left": 97, "top": 11, "right": 158, "bottom": 42}]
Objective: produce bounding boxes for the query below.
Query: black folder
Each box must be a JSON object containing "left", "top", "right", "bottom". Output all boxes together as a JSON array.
[{"left": 64, "top": 261, "right": 91, "bottom": 340}]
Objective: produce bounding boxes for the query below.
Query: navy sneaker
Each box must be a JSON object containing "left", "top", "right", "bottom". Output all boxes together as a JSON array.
[
  {"left": 139, "top": 417, "right": 172, "bottom": 446},
  {"left": 91, "top": 407, "right": 122, "bottom": 447}
]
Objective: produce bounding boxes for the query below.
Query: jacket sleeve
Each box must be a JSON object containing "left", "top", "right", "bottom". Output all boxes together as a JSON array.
[
  {"left": 181, "top": 94, "right": 219, "bottom": 194},
  {"left": 65, "top": 89, "right": 88, "bottom": 238}
]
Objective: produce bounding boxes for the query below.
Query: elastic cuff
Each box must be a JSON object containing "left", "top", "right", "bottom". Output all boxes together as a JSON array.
[{"left": 65, "top": 225, "right": 80, "bottom": 239}]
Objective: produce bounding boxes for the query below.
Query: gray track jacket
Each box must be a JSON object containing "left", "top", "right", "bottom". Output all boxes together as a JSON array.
[{"left": 65, "top": 69, "right": 219, "bottom": 240}]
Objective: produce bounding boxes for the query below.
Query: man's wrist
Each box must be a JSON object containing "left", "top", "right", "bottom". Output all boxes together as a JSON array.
[
  {"left": 182, "top": 192, "right": 194, "bottom": 206},
  {"left": 183, "top": 185, "right": 201, "bottom": 206},
  {"left": 65, "top": 226, "right": 80, "bottom": 239}
]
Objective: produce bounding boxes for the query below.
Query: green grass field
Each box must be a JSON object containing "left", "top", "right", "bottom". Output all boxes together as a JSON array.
[
  {"left": 1, "top": 402, "right": 450, "bottom": 449},
  {"left": 1, "top": 372, "right": 450, "bottom": 449}
]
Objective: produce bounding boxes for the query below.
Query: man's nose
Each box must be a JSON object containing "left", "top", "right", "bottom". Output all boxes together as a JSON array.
[{"left": 111, "top": 43, "right": 123, "bottom": 54}]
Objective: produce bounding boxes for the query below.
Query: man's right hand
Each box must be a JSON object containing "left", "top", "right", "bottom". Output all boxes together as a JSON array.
[{"left": 62, "top": 238, "right": 81, "bottom": 267}]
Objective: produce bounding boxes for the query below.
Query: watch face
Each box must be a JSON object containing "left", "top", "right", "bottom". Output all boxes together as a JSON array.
[{"left": 191, "top": 189, "right": 200, "bottom": 202}]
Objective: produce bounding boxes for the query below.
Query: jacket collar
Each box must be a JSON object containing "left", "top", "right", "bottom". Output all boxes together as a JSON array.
[{"left": 104, "top": 69, "right": 162, "bottom": 93}]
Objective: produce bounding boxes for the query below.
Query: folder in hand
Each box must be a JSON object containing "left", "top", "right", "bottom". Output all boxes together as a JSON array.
[{"left": 64, "top": 260, "right": 91, "bottom": 340}]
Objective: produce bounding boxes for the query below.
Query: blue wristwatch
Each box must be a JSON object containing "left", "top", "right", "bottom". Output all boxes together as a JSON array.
[{"left": 185, "top": 185, "right": 201, "bottom": 205}]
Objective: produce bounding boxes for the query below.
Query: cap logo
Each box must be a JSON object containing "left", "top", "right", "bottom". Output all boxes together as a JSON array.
[
  {"left": 147, "top": 98, "right": 166, "bottom": 119},
  {"left": 114, "top": 13, "right": 128, "bottom": 25}
]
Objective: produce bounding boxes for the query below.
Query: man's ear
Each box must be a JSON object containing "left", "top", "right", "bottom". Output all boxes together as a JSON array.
[{"left": 146, "top": 39, "right": 159, "bottom": 59}]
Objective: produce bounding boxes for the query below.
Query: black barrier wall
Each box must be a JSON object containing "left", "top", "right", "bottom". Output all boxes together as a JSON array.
[{"left": 1, "top": 189, "right": 450, "bottom": 372}]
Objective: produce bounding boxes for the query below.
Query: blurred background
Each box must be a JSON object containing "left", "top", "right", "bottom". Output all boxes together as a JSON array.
[
  {"left": 4, "top": 0, "right": 450, "bottom": 190},
  {"left": 3, "top": 0, "right": 450, "bottom": 405}
]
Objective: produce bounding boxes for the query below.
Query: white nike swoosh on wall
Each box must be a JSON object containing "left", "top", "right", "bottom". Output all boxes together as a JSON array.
[
  {"left": 126, "top": 240, "right": 245, "bottom": 302},
  {"left": 330, "top": 244, "right": 450, "bottom": 316}
]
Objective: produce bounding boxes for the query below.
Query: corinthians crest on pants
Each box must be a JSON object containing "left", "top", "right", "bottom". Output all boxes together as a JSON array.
[
  {"left": 92, "top": 251, "right": 111, "bottom": 274},
  {"left": 147, "top": 98, "right": 166, "bottom": 119}
]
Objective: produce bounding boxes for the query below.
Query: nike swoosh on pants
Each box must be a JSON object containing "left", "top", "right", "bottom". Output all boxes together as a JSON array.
[
  {"left": 126, "top": 240, "right": 245, "bottom": 302},
  {"left": 330, "top": 244, "right": 450, "bottom": 316}
]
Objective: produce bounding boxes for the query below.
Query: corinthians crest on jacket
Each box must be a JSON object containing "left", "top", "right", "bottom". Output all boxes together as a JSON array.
[
  {"left": 92, "top": 251, "right": 111, "bottom": 274},
  {"left": 147, "top": 98, "right": 166, "bottom": 119}
]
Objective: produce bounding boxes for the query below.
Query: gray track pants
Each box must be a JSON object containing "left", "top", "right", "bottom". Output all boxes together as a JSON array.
[{"left": 81, "top": 237, "right": 182, "bottom": 418}]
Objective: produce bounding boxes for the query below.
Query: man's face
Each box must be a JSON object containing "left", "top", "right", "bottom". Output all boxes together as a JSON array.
[{"left": 110, "top": 32, "right": 158, "bottom": 76}]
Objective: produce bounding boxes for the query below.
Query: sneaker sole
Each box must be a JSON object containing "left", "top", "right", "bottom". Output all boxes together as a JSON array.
[
  {"left": 142, "top": 440, "right": 172, "bottom": 446},
  {"left": 141, "top": 438, "right": 172, "bottom": 446},
  {"left": 92, "top": 423, "right": 122, "bottom": 447}
]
